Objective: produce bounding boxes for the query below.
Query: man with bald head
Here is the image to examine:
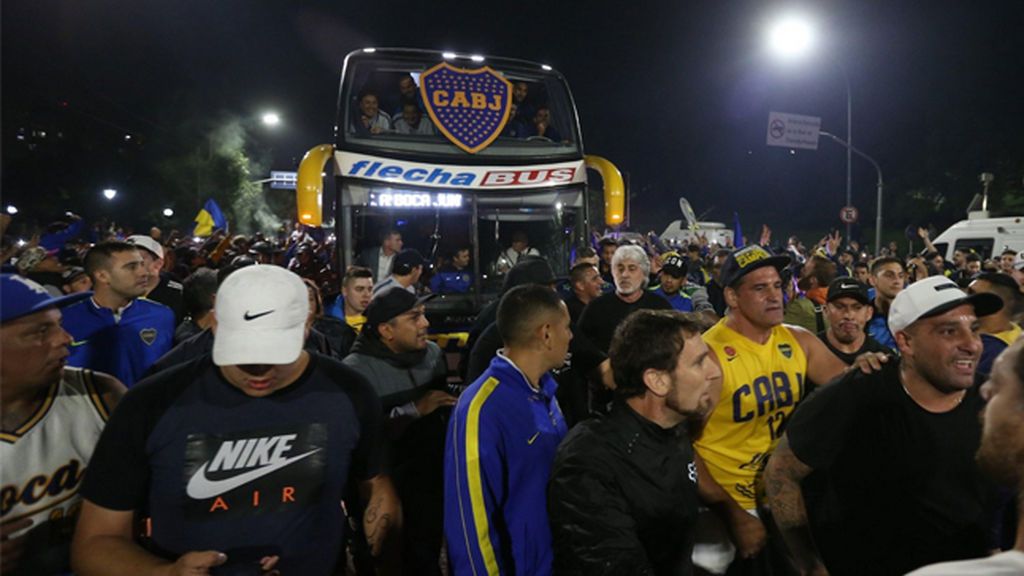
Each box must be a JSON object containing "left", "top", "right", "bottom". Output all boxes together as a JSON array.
[
  {"left": 766, "top": 276, "right": 1002, "bottom": 574},
  {"left": 909, "top": 339, "right": 1024, "bottom": 575}
]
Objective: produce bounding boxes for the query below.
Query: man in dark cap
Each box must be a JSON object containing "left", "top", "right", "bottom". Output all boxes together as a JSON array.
[
  {"left": 60, "top": 266, "right": 92, "bottom": 294},
  {"left": 372, "top": 249, "right": 426, "bottom": 296},
  {"left": 342, "top": 287, "right": 452, "bottom": 575},
  {"left": 968, "top": 271, "right": 1022, "bottom": 381},
  {"left": 819, "top": 277, "right": 890, "bottom": 365},
  {"left": 767, "top": 276, "right": 1003, "bottom": 575},
  {"left": 691, "top": 245, "right": 852, "bottom": 574},
  {"left": 651, "top": 253, "right": 696, "bottom": 311}
]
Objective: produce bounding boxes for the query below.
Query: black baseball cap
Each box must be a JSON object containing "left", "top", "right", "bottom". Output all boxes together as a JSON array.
[
  {"left": 365, "top": 287, "right": 435, "bottom": 332},
  {"left": 660, "top": 254, "right": 686, "bottom": 277},
  {"left": 393, "top": 249, "right": 427, "bottom": 275},
  {"left": 502, "top": 256, "right": 561, "bottom": 291},
  {"left": 826, "top": 277, "right": 871, "bottom": 305},
  {"left": 718, "top": 245, "right": 792, "bottom": 288}
]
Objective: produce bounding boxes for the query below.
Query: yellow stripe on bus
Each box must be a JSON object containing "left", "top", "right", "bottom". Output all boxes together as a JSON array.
[{"left": 465, "top": 377, "right": 501, "bottom": 575}]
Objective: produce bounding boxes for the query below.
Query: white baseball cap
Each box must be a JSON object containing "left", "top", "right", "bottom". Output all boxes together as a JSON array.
[
  {"left": 887, "top": 275, "right": 1002, "bottom": 334},
  {"left": 1013, "top": 250, "right": 1024, "bottom": 271},
  {"left": 212, "top": 265, "right": 309, "bottom": 366},
  {"left": 126, "top": 235, "right": 164, "bottom": 260}
]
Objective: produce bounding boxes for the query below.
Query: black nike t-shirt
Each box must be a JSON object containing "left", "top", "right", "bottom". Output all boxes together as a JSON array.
[
  {"left": 787, "top": 361, "right": 991, "bottom": 575},
  {"left": 81, "top": 353, "right": 382, "bottom": 575}
]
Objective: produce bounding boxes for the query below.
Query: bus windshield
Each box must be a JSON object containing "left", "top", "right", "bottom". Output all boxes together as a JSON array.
[{"left": 337, "top": 52, "right": 581, "bottom": 163}]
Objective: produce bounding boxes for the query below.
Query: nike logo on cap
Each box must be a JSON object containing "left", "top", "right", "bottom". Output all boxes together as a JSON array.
[
  {"left": 243, "top": 309, "right": 274, "bottom": 321},
  {"left": 70, "top": 340, "right": 89, "bottom": 347},
  {"left": 839, "top": 283, "right": 859, "bottom": 290},
  {"left": 186, "top": 435, "right": 320, "bottom": 499}
]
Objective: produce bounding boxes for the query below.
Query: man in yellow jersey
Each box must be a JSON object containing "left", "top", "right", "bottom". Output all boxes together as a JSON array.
[{"left": 692, "top": 245, "right": 851, "bottom": 575}]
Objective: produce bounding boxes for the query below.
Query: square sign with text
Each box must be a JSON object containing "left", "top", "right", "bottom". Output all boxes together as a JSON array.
[{"left": 766, "top": 111, "right": 821, "bottom": 150}]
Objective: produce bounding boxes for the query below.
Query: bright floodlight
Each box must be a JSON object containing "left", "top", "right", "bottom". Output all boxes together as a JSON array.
[
  {"left": 470, "top": 54, "right": 485, "bottom": 62},
  {"left": 102, "top": 188, "right": 117, "bottom": 200},
  {"left": 541, "top": 64, "right": 553, "bottom": 71},
  {"left": 162, "top": 208, "right": 174, "bottom": 217},
  {"left": 767, "top": 15, "right": 815, "bottom": 60},
  {"left": 5, "top": 205, "right": 17, "bottom": 215},
  {"left": 442, "top": 51, "right": 457, "bottom": 60},
  {"left": 261, "top": 112, "right": 281, "bottom": 127}
]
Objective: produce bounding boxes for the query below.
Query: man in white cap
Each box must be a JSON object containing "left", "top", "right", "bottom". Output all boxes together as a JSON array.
[
  {"left": 72, "top": 265, "right": 399, "bottom": 576},
  {"left": 125, "top": 234, "right": 183, "bottom": 323},
  {"left": 908, "top": 339, "right": 1024, "bottom": 575},
  {"left": 765, "top": 275, "right": 1003, "bottom": 575},
  {"left": 0, "top": 274, "right": 124, "bottom": 576},
  {"left": 1010, "top": 250, "right": 1024, "bottom": 292}
]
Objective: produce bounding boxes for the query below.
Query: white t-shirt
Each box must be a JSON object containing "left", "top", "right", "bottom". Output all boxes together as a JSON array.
[
  {"left": 906, "top": 550, "right": 1024, "bottom": 575},
  {"left": 377, "top": 250, "right": 395, "bottom": 282}
]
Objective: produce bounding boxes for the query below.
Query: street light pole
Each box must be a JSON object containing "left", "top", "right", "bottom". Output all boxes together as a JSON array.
[
  {"left": 821, "top": 131, "right": 883, "bottom": 254},
  {"left": 844, "top": 68, "right": 852, "bottom": 246}
]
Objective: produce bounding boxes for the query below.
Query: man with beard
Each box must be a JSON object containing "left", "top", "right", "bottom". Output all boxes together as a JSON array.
[
  {"left": 908, "top": 339, "right": 1024, "bottom": 575},
  {"left": 61, "top": 241, "right": 174, "bottom": 387},
  {"left": 819, "top": 278, "right": 890, "bottom": 365},
  {"left": 765, "top": 276, "right": 1002, "bottom": 575},
  {"left": 549, "top": 310, "right": 724, "bottom": 575},
  {"left": 578, "top": 245, "right": 672, "bottom": 353},
  {"left": 343, "top": 287, "right": 453, "bottom": 575}
]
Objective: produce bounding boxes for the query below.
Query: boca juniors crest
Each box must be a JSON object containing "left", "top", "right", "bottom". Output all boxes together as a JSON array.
[{"left": 420, "top": 62, "right": 513, "bottom": 154}]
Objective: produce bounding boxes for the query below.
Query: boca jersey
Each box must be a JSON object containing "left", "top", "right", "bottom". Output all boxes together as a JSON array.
[
  {"left": 62, "top": 297, "right": 174, "bottom": 387},
  {"left": 695, "top": 320, "right": 808, "bottom": 510},
  {"left": 0, "top": 368, "right": 110, "bottom": 575}
]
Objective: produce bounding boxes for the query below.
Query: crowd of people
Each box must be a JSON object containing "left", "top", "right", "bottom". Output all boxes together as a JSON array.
[{"left": 3, "top": 209, "right": 1024, "bottom": 576}]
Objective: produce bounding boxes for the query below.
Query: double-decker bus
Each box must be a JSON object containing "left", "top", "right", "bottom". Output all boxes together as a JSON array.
[{"left": 295, "top": 48, "right": 623, "bottom": 341}]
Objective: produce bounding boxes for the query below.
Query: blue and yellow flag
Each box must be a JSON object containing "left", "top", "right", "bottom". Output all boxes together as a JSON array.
[{"left": 193, "top": 199, "right": 227, "bottom": 237}]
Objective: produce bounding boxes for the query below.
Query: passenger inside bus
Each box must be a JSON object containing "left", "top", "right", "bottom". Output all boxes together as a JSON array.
[
  {"left": 393, "top": 102, "right": 435, "bottom": 135},
  {"left": 352, "top": 90, "right": 391, "bottom": 135},
  {"left": 347, "top": 66, "right": 572, "bottom": 145}
]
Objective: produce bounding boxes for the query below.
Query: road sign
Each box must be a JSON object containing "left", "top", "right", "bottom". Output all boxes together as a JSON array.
[
  {"left": 270, "top": 171, "right": 297, "bottom": 190},
  {"left": 766, "top": 111, "right": 821, "bottom": 150},
  {"left": 839, "top": 206, "right": 859, "bottom": 224}
]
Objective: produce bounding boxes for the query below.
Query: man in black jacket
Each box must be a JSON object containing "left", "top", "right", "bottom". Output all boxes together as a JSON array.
[{"left": 550, "top": 310, "right": 753, "bottom": 575}]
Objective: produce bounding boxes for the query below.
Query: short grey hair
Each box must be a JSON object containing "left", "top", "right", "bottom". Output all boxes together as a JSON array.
[{"left": 611, "top": 245, "right": 651, "bottom": 279}]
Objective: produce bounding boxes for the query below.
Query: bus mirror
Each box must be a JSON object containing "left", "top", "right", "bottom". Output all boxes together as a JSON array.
[
  {"left": 585, "top": 155, "right": 625, "bottom": 228},
  {"left": 296, "top": 144, "right": 334, "bottom": 226}
]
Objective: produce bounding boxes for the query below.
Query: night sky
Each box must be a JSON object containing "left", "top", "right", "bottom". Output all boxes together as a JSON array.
[{"left": 4, "top": 0, "right": 1023, "bottom": 243}]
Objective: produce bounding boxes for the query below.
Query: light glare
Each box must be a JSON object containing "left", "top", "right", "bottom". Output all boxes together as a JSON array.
[
  {"left": 261, "top": 112, "right": 281, "bottom": 127},
  {"left": 163, "top": 208, "right": 174, "bottom": 217},
  {"left": 5, "top": 205, "right": 18, "bottom": 215},
  {"left": 442, "top": 52, "right": 457, "bottom": 60},
  {"left": 470, "top": 55, "right": 485, "bottom": 62},
  {"left": 102, "top": 188, "right": 117, "bottom": 200},
  {"left": 767, "top": 15, "right": 815, "bottom": 60}
]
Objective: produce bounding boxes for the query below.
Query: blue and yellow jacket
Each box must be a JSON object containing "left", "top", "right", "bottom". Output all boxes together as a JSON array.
[
  {"left": 63, "top": 296, "right": 174, "bottom": 387},
  {"left": 444, "top": 353, "right": 567, "bottom": 576}
]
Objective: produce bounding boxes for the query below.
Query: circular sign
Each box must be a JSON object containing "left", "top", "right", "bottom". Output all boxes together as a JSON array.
[{"left": 839, "top": 206, "right": 859, "bottom": 224}]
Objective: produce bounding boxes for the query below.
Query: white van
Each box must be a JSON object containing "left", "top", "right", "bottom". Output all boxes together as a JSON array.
[{"left": 931, "top": 213, "right": 1024, "bottom": 261}]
